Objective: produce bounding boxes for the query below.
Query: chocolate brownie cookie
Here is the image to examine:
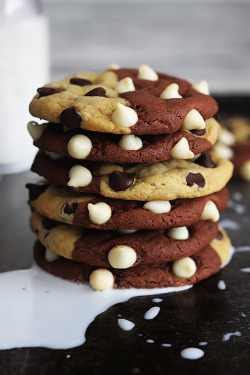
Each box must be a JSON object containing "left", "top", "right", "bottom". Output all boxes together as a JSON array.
[
  {"left": 33, "top": 227, "right": 231, "bottom": 289},
  {"left": 30, "top": 211, "right": 218, "bottom": 268},
  {"left": 31, "top": 150, "right": 233, "bottom": 201},
  {"left": 27, "top": 183, "right": 228, "bottom": 230},
  {"left": 29, "top": 67, "right": 218, "bottom": 135},
  {"left": 29, "top": 118, "right": 219, "bottom": 163}
]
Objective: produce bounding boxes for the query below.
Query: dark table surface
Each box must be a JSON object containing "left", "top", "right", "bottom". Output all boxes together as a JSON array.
[{"left": 0, "top": 96, "right": 249, "bottom": 375}]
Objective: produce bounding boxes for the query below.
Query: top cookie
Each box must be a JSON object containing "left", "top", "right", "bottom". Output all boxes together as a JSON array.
[{"left": 29, "top": 66, "right": 218, "bottom": 135}]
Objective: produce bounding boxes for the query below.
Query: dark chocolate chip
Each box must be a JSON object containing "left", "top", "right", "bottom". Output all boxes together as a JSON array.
[
  {"left": 85, "top": 87, "right": 106, "bottom": 97},
  {"left": 190, "top": 129, "right": 206, "bottom": 136},
  {"left": 26, "top": 183, "right": 49, "bottom": 201},
  {"left": 196, "top": 151, "right": 215, "bottom": 168},
  {"left": 60, "top": 107, "right": 82, "bottom": 132},
  {"left": 186, "top": 173, "right": 205, "bottom": 188},
  {"left": 70, "top": 78, "right": 92, "bottom": 86},
  {"left": 109, "top": 171, "right": 135, "bottom": 191},
  {"left": 37, "top": 87, "right": 61, "bottom": 98},
  {"left": 62, "top": 202, "right": 78, "bottom": 215},
  {"left": 44, "top": 232, "right": 50, "bottom": 240},
  {"left": 43, "top": 218, "right": 57, "bottom": 230},
  {"left": 216, "top": 230, "right": 223, "bottom": 240}
]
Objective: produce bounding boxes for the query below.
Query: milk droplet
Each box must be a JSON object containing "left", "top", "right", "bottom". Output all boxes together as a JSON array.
[
  {"left": 240, "top": 268, "right": 250, "bottom": 273},
  {"left": 152, "top": 298, "right": 163, "bottom": 303},
  {"left": 199, "top": 342, "right": 208, "bottom": 346},
  {"left": 118, "top": 319, "right": 135, "bottom": 331},
  {"left": 144, "top": 306, "right": 160, "bottom": 320},
  {"left": 217, "top": 280, "right": 226, "bottom": 290},
  {"left": 222, "top": 331, "right": 242, "bottom": 342},
  {"left": 180, "top": 347, "right": 204, "bottom": 360}
]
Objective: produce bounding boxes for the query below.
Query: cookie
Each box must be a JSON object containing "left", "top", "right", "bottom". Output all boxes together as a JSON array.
[
  {"left": 31, "top": 150, "right": 233, "bottom": 201},
  {"left": 216, "top": 117, "right": 250, "bottom": 181},
  {"left": 29, "top": 67, "right": 218, "bottom": 135},
  {"left": 30, "top": 118, "right": 219, "bottom": 163},
  {"left": 33, "top": 227, "right": 231, "bottom": 289},
  {"left": 27, "top": 183, "right": 229, "bottom": 230},
  {"left": 30, "top": 210, "right": 219, "bottom": 268}
]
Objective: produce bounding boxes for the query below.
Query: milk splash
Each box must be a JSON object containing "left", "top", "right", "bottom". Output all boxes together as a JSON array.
[{"left": 0, "top": 264, "right": 191, "bottom": 350}]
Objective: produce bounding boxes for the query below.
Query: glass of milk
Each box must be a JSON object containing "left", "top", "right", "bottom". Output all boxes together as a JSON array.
[{"left": 0, "top": 0, "right": 50, "bottom": 174}]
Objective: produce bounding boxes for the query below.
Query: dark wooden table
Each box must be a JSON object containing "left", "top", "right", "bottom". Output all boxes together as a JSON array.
[{"left": 0, "top": 97, "right": 249, "bottom": 375}]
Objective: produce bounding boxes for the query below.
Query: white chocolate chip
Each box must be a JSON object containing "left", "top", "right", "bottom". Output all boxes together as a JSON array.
[
  {"left": 240, "top": 160, "right": 250, "bottom": 182},
  {"left": 87, "top": 202, "right": 112, "bottom": 225},
  {"left": 67, "top": 165, "right": 92, "bottom": 187},
  {"left": 192, "top": 81, "right": 210, "bottom": 95},
  {"left": 137, "top": 65, "right": 158, "bottom": 81},
  {"left": 172, "top": 257, "right": 197, "bottom": 278},
  {"left": 109, "top": 63, "right": 120, "bottom": 70},
  {"left": 143, "top": 200, "right": 171, "bottom": 214},
  {"left": 118, "top": 229, "right": 138, "bottom": 234},
  {"left": 218, "top": 128, "right": 235, "bottom": 146},
  {"left": 89, "top": 268, "right": 114, "bottom": 291},
  {"left": 45, "top": 151, "right": 65, "bottom": 160},
  {"left": 115, "top": 77, "right": 136, "bottom": 94},
  {"left": 170, "top": 137, "right": 194, "bottom": 159},
  {"left": 67, "top": 134, "right": 92, "bottom": 159},
  {"left": 167, "top": 226, "right": 189, "bottom": 240},
  {"left": 27, "top": 121, "right": 47, "bottom": 141},
  {"left": 213, "top": 143, "right": 233, "bottom": 159},
  {"left": 108, "top": 245, "right": 137, "bottom": 269},
  {"left": 45, "top": 248, "right": 60, "bottom": 262},
  {"left": 182, "top": 109, "right": 205, "bottom": 131},
  {"left": 200, "top": 201, "right": 220, "bottom": 222},
  {"left": 118, "top": 135, "right": 143, "bottom": 151},
  {"left": 112, "top": 103, "right": 138, "bottom": 128},
  {"left": 160, "top": 83, "right": 182, "bottom": 99}
]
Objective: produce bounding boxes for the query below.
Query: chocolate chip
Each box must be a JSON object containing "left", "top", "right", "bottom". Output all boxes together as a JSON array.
[
  {"left": 44, "top": 232, "right": 50, "bottom": 240},
  {"left": 109, "top": 171, "right": 135, "bottom": 191},
  {"left": 62, "top": 202, "right": 78, "bottom": 215},
  {"left": 43, "top": 218, "right": 57, "bottom": 230},
  {"left": 190, "top": 129, "right": 206, "bottom": 136},
  {"left": 60, "top": 107, "right": 82, "bottom": 132},
  {"left": 196, "top": 151, "right": 215, "bottom": 168},
  {"left": 186, "top": 173, "right": 205, "bottom": 188},
  {"left": 70, "top": 78, "right": 92, "bottom": 86},
  {"left": 26, "top": 183, "right": 49, "bottom": 201},
  {"left": 85, "top": 87, "right": 106, "bottom": 97},
  {"left": 216, "top": 230, "right": 223, "bottom": 240},
  {"left": 37, "top": 87, "right": 61, "bottom": 98}
]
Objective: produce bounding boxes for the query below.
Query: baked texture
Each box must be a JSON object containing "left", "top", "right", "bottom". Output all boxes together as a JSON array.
[
  {"left": 31, "top": 150, "right": 233, "bottom": 201},
  {"left": 33, "top": 118, "right": 219, "bottom": 163},
  {"left": 29, "top": 68, "right": 218, "bottom": 135},
  {"left": 33, "top": 226, "right": 231, "bottom": 288},
  {"left": 27, "top": 183, "right": 229, "bottom": 230},
  {"left": 30, "top": 211, "right": 218, "bottom": 267}
]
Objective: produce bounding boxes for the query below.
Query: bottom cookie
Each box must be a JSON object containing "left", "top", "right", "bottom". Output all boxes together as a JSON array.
[{"left": 34, "top": 227, "right": 231, "bottom": 290}]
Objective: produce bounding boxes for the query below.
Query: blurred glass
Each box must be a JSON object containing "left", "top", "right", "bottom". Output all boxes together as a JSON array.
[{"left": 0, "top": 0, "right": 50, "bottom": 175}]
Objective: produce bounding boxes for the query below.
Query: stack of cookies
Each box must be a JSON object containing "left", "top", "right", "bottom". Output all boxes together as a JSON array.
[
  {"left": 215, "top": 117, "right": 250, "bottom": 182},
  {"left": 26, "top": 65, "right": 233, "bottom": 291}
]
